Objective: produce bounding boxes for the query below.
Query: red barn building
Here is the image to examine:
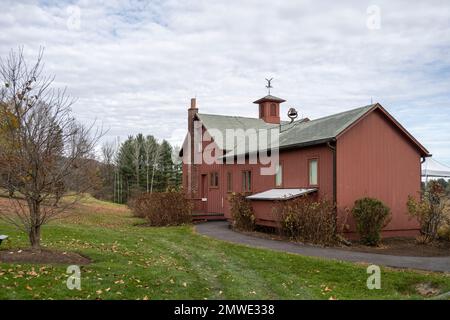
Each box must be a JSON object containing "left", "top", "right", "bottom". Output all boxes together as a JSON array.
[{"left": 181, "top": 93, "right": 430, "bottom": 238}]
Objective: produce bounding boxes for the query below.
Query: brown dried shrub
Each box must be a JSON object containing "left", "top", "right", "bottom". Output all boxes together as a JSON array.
[
  {"left": 229, "top": 193, "right": 255, "bottom": 231},
  {"left": 407, "top": 181, "right": 450, "bottom": 243},
  {"left": 129, "top": 191, "right": 192, "bottom": 226},
  {"left": 275, "top": 197, "right": 337, "bottom": 245}
]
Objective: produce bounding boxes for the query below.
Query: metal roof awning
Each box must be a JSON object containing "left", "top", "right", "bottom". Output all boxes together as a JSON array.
[
  {"left": 246, "top": 188, "right": 317, "bottom": 201},
  {"left": 422, "top": 158, "right": 450, "bottom": 178}
]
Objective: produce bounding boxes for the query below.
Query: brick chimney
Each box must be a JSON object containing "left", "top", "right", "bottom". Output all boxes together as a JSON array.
[
  {"left": 187, "top": 98, "right": 199, "bottom": 198},
  {"left": 253, "top": 95, "right": 286, "bottom": 124}
]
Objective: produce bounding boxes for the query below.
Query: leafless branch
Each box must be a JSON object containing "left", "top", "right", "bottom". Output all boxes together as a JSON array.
[{"left": 0, "top": 47, "right": 104, "bottom": 250}]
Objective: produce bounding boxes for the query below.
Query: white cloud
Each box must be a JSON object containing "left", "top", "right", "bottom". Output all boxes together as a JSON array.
[{"left": 1, "top": 0, "right": 449, "bottom": 162}]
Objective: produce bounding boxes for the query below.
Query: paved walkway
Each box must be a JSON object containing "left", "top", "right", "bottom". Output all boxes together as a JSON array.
[{"left": 195, "top": 221, "right": 450, "bottom": 273}]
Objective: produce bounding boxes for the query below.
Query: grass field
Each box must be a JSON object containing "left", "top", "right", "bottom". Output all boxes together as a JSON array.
[{"left": 0, "top": 196, "right": 449, "bottom": 300}]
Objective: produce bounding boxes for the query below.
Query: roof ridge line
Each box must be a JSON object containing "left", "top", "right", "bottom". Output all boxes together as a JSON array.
[
  {"left": 198, "top": 104, "right": 375, "bottom": 124},
  {"left": 307, "top": 104, "right": 376, "bottom": 123},
  {"left": 278, "top": 105, "right": 374, "bottom": 135},
  {"left": 197, "top": 113, "right": 261, "bottom": 121}
]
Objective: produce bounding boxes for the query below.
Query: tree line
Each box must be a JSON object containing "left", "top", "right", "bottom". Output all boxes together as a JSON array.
[{"left": 96, "top": 135, "right": 182, "bottom": 204}]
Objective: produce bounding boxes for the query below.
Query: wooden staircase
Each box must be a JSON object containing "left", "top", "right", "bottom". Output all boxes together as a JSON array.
[{"left": 192, "top": 212, "right": 226, "bottom": 222}]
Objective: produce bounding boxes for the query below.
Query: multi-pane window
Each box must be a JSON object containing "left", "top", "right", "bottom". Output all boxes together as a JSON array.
[
  {"left": 227, "top": 172, "right": 233, "bottom": 192},
  {"left": 309, "top": 159, "right": 318, "bottom": 186},
  {"left": 210, "top": 172, "right": 219, "bottom": 188},
  {"left": 275, "top": 164, "right": 283, "bottom": 187},
  {"left": 242, "top": 170, "right": 252, "bottom": 192}
]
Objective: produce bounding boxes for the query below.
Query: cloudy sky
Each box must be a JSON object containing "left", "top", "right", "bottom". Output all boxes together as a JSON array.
[{"left": 1, "top": 0, "right": 449, "bottom": 163}]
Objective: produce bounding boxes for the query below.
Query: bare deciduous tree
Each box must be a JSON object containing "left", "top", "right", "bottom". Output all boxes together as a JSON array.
[
  {"left": 144, "top": 135, "right": 157, "bottom": 193},
  {"left": 0, "top": 48, "right": 102, "bottom": 251},
  {"left": 99, "top": 141, "right": 117, "bottom": 200},
  {"left": 102, "top": 141, "right": 116, "bottom": 166},
  {"left": 150, "top": 143, "right": 162, "bottom": 193}
]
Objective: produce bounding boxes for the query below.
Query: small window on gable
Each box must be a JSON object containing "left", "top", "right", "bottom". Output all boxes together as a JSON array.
[
  {"left": 270, "top": 103, "right": 277, "bottom": 116},
  {"left": 227, "top": 172, "right": 233, "bottom": 192},
  {"left": 210, "top": 172, "right": 219, "bottom": 188},
  {"left": 309, "top": 159, "right": 318, "bottom": 186},
  {"left": 275, "top": 164, "right": 282, "bottom": 187},
  {"left": 242, "top": 170, "right": 252, "bottom": 192}
]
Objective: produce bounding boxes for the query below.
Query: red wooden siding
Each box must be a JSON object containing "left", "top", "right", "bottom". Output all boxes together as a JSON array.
[
  {"left": 186, "top": 132, "right": 334, "bottom": 224},
  {"left": 183, "top": 103, "right": 426, "bottom": 237},
  {"left": 218, "top": 145, "right": 334, "bottom": 225},
  {"left": 336, "top": 109, "right": 421, "bottom": 236}
]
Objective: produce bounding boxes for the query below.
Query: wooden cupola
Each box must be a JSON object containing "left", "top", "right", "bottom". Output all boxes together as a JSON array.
[{"left": 253, "top": 95, "right": 286, "bottom": 124}]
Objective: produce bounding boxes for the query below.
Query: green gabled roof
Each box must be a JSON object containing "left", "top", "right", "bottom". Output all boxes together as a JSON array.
[
  {"left": 197, "top": 104, "right": 376, "bottom": 155},
  {"left": 278, "top": 104, "right": 375, "bottom": 148},
  {"left": 181, "top": 102, "right": 430, "bottom": 158},
  {"left": 196, "top": 113, "right": 287, "bottom": 150},
  {"left": 197, "top": 113, "right": 279, "bottom": 132}
]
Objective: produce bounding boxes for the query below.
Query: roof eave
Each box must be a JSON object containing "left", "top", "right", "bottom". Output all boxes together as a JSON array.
[
  {"left": 253, "top": 96, "right": 286, "bottom": 104},
  {"left": 279, "top": 138, "right": 335, "bottom": 152},
  {"left": 219, "top": 138, "right": 334, "bottom": 160}
]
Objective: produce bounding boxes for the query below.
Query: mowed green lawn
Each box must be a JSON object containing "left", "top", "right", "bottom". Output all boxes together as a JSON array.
[{"left": 0, "top": 196, "right": 449, "bottom": 300}]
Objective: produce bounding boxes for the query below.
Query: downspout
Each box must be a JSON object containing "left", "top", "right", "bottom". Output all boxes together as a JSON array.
[
  {"left": 327, "top": 139, "right": 337, "bottom": 205},
  {"left": 421, "top": 156, "right": 427, "bottom": 190},
  {"left": 327, "top": 139, "right": 338, "bottom": 234}
]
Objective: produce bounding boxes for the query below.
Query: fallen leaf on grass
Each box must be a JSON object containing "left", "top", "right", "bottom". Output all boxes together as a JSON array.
[{"left": 27, "top": 270, "right": 38, "bottom": 277}]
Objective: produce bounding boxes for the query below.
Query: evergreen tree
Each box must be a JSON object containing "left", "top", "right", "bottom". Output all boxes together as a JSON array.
[
  {"left": 171, "top": 146, "right": 183, "bottom": 190},
  {"left": 116, "top": 136, "right": 137, "bottom": 202},
  {"left": 112, "top": 134, "right": 181, "bottom": 202},
  {"left": 154, "top": 140, "right": 173, "bottom": 191}
]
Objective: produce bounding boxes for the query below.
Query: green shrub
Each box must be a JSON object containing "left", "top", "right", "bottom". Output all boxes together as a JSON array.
[
  {"left": 229, "top": 193, "right": 255, "bottom": 231},
  {"left": 129, "top": 191, "right": 192, "bottom": 226},
  {"left": 352, "top": 197, "right": 391, "bottom": 246},
  {"left": 276, "top": 198, "right": 337, "bottom": 245}
]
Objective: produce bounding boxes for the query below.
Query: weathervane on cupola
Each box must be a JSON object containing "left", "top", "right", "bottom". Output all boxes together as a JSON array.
[{"left": 265, "top": 77, "right": 273, "bottom": 95}]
